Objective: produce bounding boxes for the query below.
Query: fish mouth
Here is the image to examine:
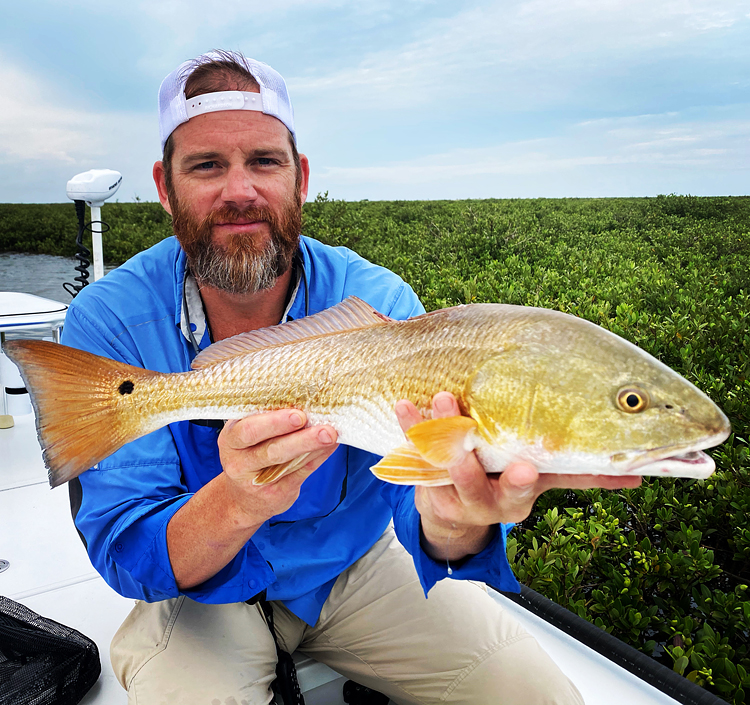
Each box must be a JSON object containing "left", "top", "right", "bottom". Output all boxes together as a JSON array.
[{"left": 609, "top": 428, "right": 731, "bottom": 479}]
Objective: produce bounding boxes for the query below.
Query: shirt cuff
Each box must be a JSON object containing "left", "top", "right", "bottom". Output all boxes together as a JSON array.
[
  {"left": 390, "top": 487, "right": 521, "bottom": 596},
  {"left": 416, "top": 522, "right": 521, "bottom": 595}
]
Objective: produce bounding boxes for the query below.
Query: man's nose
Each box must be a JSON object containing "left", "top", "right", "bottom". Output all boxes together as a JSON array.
[{"left": 221, "top": 166, "right": 258, "bottom": 207}]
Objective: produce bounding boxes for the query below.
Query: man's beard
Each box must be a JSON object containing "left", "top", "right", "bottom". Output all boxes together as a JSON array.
[{"left": 171, "top": 191, "right": 302, "bottom": 295}]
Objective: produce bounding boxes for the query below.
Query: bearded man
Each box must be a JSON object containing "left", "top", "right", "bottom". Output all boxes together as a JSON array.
[{"left": 61, "top": 50, "right": 632, "bottom": 704}]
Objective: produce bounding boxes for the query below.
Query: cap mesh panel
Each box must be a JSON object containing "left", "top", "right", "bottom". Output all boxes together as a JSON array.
[{"left": 158, "top": 52, "right": 295, "bottom": 150}]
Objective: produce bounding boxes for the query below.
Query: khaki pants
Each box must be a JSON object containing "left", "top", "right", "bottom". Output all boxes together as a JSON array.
[{"left": 111, "top": 527, "right": 583, "bottom": 705}]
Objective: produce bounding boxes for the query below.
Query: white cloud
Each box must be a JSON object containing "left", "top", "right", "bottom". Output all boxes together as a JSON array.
[
  {"left": 315, "top": 109, "right": 750, "bottom": 188},
  {"left": 0, "top": 56, "right": 158, "bottom": 202},
  {"left": 0, "top": 60, "right": 152, "bottom": 166},
  {"left": 130, "top": 0, "right": 431, "bottom": 73},
  {"left": 0, "top": 63, "right": 97, "bottom": 163},
  {"left": 579, "top": 112, "right": 750, "bottom": 166},
  {"left": 2, "top": 2, "right": 747, "bottom": 202},
  {"left": 288, "top": 0, "right": 749, "bottom": 110}
]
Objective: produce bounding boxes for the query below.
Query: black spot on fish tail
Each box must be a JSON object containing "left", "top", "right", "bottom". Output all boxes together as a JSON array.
[{"left": 118, "top": 380, "right": 135, "bottom": 395}]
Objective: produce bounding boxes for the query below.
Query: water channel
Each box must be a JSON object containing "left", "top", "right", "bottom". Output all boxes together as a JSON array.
[{"left": 0, "top": 253, "right": 116, "bottom": 302}]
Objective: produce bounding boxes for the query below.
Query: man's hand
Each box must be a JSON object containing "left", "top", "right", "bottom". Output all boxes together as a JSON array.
[
  {"left": 168, "top": 410, "right": 337, "bottom": 590},
  {"left": 394, "top": 392, "right": 641, "bottom": 563},
  {"left": 219, "top": 410, "right": 339, "bottom": 526}
]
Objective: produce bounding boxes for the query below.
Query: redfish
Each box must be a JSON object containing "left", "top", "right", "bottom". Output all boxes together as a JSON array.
[{"left": 3, "top": 297, "right": 730, "bottom": 488}]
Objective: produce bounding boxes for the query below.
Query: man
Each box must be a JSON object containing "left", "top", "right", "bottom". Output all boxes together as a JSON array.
[{"left": 63, "top": 50, "right": 638, "bottom": 704}]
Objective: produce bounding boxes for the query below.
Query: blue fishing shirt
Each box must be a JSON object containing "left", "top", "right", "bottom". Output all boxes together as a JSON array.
[{"left": 61, "top": 235, "right": 520, "bottom": 625}]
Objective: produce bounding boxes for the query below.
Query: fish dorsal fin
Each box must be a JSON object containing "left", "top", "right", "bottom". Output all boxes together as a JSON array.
[{"left": 191, "top": 296, "right": 393, "bottom": 369}]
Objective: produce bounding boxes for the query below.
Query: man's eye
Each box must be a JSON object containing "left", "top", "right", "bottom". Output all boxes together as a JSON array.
[
  {"left": 195, "top": 161, "right": 217, "bottom": 170},
  {"left": 257, "top": 158, "right": 277, "bottom": 166}
]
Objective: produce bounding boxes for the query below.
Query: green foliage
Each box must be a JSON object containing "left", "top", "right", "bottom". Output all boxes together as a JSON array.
[
  {"left": 0, "top": 204, "right": 80, "bottom": 256},
  {"left": 0, "top": 202, "right": 172, "bottom": 262},
  {"left": 2, "top": 193, "right": 749, "bottom": 702},
  {"left": 96, "top": 202, "right": 173, "bottom": 263}
]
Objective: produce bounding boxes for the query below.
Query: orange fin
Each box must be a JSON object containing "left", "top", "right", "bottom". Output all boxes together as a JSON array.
[
  {"left": 2, "top": 340, "right": 161, "bottom": 488},
  {"left": 252, "top": 452, "right": 313, "bottom": 486},
  {"left": 371, "top": 444, "right": 453, "bottom": 486},
  {"left": 192, "top": 296, "right": 392, "bottom": 370},
  {"left": 406, "top": 416, "right": 477, "bottom": 467}
]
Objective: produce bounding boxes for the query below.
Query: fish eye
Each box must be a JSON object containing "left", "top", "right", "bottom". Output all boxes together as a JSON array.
[{"left": 617, "top": 387, "right": 649, "bottom": 413}]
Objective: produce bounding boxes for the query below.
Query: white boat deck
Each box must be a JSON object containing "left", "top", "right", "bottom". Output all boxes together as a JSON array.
[
  {"left": 0, "top": 293, "right": 685, "bottom": 705},
  {"left": 1, "top": 412, "right": 130, "bottom": 704}
]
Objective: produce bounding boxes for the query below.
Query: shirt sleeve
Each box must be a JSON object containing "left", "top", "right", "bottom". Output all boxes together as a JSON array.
[
  {"left": 384, "top": 280, "right": 426, "bottom": 320},
  {"left": 62, "top": 303, "right": 275, "bottom": 603}
]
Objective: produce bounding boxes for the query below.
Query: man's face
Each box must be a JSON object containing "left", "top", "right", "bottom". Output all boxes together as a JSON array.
[{"left": 155, "top": 106, "right": 309, "bottom": 295}]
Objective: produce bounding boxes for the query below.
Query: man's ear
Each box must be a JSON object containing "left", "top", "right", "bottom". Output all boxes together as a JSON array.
[
  {"left": 299, "top": 154, "right": 311, "bottom": 205},
  {"left": 153, "top": 161, "right": 172, "bottom": 215}
]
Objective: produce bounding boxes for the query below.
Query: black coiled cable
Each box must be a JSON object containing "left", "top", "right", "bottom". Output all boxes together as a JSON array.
[{"left": 62, "top": 200, "right": 110, "bottom": 298}]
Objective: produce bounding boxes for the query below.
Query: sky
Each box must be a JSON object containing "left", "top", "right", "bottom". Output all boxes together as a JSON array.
[{"left": 0, "top": 0, "right": 748, "bottom": 204}]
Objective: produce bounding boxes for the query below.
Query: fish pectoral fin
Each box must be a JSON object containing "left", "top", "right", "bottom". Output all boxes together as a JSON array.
[
  {"left": 252, "top": 452, "right": 313, "bottom": 486},
  {"left": 405, "top": 416, "right": 478, "bottom": 467},
  {"left": 371, "top": 444, "right": 453, "bottom": 486},
  {"left": 373, "top": 418, "right": 477, "bottom": 486}
]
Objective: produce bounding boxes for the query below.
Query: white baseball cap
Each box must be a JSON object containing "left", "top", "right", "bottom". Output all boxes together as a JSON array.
[{"left": 158, "top": 50, "right": 296, "bottom": 152}]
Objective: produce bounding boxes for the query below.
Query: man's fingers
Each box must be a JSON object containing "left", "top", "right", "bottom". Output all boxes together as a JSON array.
[
  {"left": 431, "top": 391, "right": 489, "bottom": 508},
  {"left": 219, "top": 410, "right": 338, "bottom": 478},
  {"left": 447, "top": 454, "right": 490, "bottom": 507},
  {"left": 494, "top": 462, "right": 541, "bottom": 523},
  {"left": 245, "top": 427, "right": 336, "bottom": 478},
  {"left": 422, "top": 462, "right": 542, "bottom": 528},
  {"left": 394, "top": 391, "right": 462, "bottom": 433},
  {"left": 251, "top": 425, "right": 336, "bottom": 469},
  {"left": 494, "top": 467, "right": 640, "bottom": 523},
  {"left": 223, "top": 410, "right": 306, "bottom": 450},
  {"left": 536, "top": 472, "right": 642, "bottom": 493},
  {"left": 595, "top": 475, "right": 643, "bottom": 490},
  {"left": 395, "top": 399, "right": 422, "bottom": 433},
  {"left": 270, "top": 444, "right": 340, "bottom": 488},
  {"left": 432, "top": 391, "right": 459, "bottom": 419}
]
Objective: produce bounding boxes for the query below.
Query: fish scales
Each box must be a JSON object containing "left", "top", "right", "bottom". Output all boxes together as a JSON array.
[{"left": 136, "top": 308, "right": 500, "bottom": 458}]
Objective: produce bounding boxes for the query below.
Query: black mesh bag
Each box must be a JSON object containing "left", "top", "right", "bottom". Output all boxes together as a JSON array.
[{"left": 0, "top": 596, "right": 101, "bottom": 705}]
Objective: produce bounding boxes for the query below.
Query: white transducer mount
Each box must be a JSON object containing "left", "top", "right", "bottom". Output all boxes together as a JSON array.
[{"left": 66, "top": 169, "right": 122, "bottom": 281}]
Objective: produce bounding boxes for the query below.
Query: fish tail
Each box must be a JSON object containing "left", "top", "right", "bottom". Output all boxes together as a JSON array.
[{"left": 3, "top": 340, "right": 160, "bottom": 487}]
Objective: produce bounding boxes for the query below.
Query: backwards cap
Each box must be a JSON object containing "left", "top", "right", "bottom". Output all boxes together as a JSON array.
[{"left": 158, "top": 50, "right": 295, "bottom": 152}]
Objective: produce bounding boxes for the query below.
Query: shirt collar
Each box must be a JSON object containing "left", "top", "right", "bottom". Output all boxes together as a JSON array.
[{"left": 178, "top": 251, "right": 305, "bottom": 352}]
